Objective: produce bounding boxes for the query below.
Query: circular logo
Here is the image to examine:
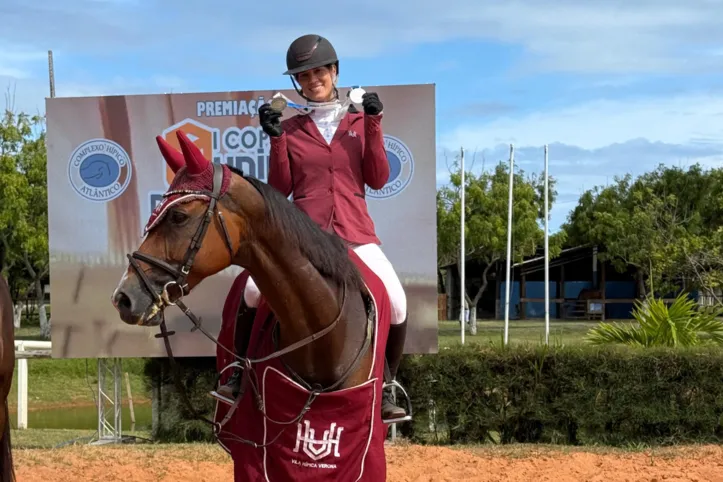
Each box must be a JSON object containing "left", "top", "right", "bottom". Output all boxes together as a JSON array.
[
  {"left": 67, "top": 138, "right": 132, "bottom": 203},
  {"left": 366, "top": 135, "right": 415, "bottom": 200}
]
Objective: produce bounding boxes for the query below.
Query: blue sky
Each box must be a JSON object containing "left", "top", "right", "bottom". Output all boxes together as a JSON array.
[{"left": 2, "top": 0, "right": 723, "bottom": 232}]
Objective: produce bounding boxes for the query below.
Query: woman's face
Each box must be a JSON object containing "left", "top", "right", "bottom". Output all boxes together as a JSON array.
[{"left": 296, "top": 65, "right": 336, "bottom": 102}]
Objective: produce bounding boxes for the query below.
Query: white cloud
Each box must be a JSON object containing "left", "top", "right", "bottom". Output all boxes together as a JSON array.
[
  {"left": 0, "top": 67, "right": 28, "bottom": 79},
  {"left": 438, "top": 92, "right": 723, "bottom": 229},
  {"left": 0, "top": 47, "right": 47, "bottom": 79},
  {"left": 1, "top": 0, "right": 722, "bottom": 74},
  {"left": 0, "top": 73, "right": 189, "bottom": 116},
  {"left": 442, "top": 93, "right": 723, "bottom": 151},
  {"left": 238, "top": 0, "right": 722, "bottom": 73},
  {"left": 0, "top": 49, "right": 47, "bottom": 63}
]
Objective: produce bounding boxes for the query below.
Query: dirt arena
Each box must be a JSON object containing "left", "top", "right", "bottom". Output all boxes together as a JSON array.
[{"left": 13, "top": 442, "right": 723, "bottom": 481}]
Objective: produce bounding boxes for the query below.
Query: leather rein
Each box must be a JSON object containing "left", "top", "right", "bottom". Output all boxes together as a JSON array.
[{"left": 125, "top": 163, "right": 373, "bottom": 448}]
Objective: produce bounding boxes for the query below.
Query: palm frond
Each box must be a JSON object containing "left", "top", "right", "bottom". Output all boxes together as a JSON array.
[
  {"left": 584, "top": 322, "right": 652, "bottom": 347},
  {"left": 585, "top": 292, "right": 723, "bottom": 347}
]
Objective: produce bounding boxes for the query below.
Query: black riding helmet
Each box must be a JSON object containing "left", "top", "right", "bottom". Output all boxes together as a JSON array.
[{"left": 284, "top": 34, "right": 340, "bottom": 102}]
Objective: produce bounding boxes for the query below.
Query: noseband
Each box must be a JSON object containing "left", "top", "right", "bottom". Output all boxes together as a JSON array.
[{"left": 127, "top": 163, "right": 234, "bottom": 313}]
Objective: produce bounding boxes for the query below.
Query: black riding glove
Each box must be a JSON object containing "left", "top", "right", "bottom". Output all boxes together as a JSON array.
[
  {"left": 362, "top": 92, "right": 383, "bottom": 116},
  {"left": 258, "top": 103, "right": 283, "bottom": 137}
]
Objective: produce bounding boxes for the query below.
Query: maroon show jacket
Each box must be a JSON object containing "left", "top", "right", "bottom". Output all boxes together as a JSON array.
[{"left": 267, "top": 110, "right": 390, "bottom": 246}]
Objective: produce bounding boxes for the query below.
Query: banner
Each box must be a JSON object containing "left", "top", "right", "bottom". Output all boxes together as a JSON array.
[{"left": 46, "top": 83, "right": 437, "bottom": 358}]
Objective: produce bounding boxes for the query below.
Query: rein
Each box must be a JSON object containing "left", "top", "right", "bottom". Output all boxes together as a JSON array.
[{"left": 125, "top": 163, "right": 372, "bottom": 448}]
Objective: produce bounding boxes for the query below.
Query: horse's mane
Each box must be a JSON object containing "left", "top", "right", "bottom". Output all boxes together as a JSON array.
[{"left": 227, "top": 166, "right": 365, "bottom": 293}]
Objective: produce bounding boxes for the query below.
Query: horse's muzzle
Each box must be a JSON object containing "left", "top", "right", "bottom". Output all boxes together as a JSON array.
[{"left": 112, "top": 283, "right": 160, "bottom": 326}]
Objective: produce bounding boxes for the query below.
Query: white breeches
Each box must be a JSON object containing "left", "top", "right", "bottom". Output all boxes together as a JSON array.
[{"left": 243, "top": 243, "right": 407, "bottom": 325}]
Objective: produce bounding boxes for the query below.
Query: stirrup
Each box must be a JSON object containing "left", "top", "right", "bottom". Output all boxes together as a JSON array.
[
  {"left": 382, "top": 379, "right": 413, "bottom": 424},
  {"left": 209, "top": 390, "right": 237, "bottom": 406},
  {"left": 210, "top": 362, "right": 245, "bottom": 406}
]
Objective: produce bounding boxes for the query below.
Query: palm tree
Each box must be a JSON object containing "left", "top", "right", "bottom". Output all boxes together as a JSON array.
[{"left": 585, "top": 293, "right": 723, "bottom": 347}]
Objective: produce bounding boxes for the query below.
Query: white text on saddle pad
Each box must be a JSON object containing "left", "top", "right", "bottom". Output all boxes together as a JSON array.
[{"left": 293, "top": 420, "right": 344, "bottom": 462}]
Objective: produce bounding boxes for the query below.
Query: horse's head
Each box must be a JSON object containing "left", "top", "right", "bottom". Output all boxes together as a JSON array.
[{"left": 111, "top": 130, "right": 262, "bottom": 326}]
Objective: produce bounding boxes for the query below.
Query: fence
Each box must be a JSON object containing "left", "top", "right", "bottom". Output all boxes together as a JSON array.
[{"left": 15, "top": 340, "right": 52, "bottom": 429}]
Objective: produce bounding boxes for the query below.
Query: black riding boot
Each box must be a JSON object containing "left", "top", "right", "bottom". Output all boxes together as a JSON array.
[
  {"left": 216, "top": 300, "right": 256, "bottom": 401},
  {"left": 382, "top": 316, "right": 408, "bottom": 421}
]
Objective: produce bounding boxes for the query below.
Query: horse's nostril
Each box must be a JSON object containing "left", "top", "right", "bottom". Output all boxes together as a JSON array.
[{"left": 114, "top": 291, "right": 132, "bottom": 313}]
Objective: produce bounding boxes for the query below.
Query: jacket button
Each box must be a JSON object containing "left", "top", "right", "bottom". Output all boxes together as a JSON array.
[
  {"left": 328, "top": 167, "right": 333, "bottom": 173},
  {"left": 329, "top": 187, "right": 334, "bottom": 193}
]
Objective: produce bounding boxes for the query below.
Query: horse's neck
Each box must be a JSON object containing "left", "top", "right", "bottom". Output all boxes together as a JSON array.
[
  {"left": 245, "top": 243, "right": 341, "bottom": 342},
  {"left": 243, "top": 242, "right": 371, "bottom": 388}
]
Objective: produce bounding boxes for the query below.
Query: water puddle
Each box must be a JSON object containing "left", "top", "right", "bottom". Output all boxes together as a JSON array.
[{"left": 12, "top": 403, "right": 153, "bottom": 430}]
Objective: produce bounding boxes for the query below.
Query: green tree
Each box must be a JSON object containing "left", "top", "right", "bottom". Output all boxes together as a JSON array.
[
  {"left": 563, "top": 164, "right": 723, "bottom": 300},
  {"left": 653, "top": 165, "right": 723, "bottom": 303},
  {"left": 438, "top": 158, "right": 566, "bottom": 334},
  {"left": 0, "top": 108, "right": 49, "bottom": 338},
  {"left": 677, "top": 227, "right": 723, "bottom": 305}
]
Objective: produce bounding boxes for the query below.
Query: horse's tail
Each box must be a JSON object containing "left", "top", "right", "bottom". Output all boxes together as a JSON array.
[{"left": 0, "top": 400, "right": 15, "bottom": 482}]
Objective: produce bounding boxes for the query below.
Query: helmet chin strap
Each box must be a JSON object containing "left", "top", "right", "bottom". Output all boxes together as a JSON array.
[{"left": 289, "top": 73, "right": 341, "bottom": 107}]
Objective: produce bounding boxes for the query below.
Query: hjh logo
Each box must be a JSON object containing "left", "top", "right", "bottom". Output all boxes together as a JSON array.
[{"left": 293, "top": 420, "right": 344, "bottom": 461}]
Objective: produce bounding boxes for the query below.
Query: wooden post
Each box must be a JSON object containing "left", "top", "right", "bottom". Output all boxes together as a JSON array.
[
  {"left": 495, "top": 264, "right": 501, "bottom": 320},
  {"left": 601, "top": 262, "right": 607, "bottom": 321},
  {"left": 446, "top": 268, "right": 455, "bottom": 320},
  {"left": 124, "top": 372, "right": 136, "bottom": 430},
  {"left": 152, "top": 362, "right": 162, "bottom": 439},
  {"left": 520, "top": 274, "right": 527, "bottom": 320},
  {"left": 48, "top": 50, "right": 55, "bottom": 98},
  {"left": 560, "top": 264, "right": 566, "bottom": 319},
  {"left": 592, "top": 246, "right": 598, "bottom": 289}
]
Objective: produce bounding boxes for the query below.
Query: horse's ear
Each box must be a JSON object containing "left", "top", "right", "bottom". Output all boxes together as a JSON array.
[
  {"left": 155, "top": 136, "right": 185, "bottom": 173},
  {"left": 176, "top": 130, "right": 210, "bottom": 175}
]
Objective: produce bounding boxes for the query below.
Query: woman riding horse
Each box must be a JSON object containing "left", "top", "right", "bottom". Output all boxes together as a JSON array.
[{"left": 218, "top": 34, "right": 408, "bottom": 421}]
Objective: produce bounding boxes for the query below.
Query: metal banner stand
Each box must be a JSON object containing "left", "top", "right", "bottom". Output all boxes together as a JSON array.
[{"left": 90, "top": 358, "right": 123, "bottom": 445}]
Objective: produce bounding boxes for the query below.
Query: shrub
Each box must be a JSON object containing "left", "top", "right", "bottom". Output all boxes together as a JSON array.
[
  {"left": 143, "top": 357, "right": 219, "bottom": 443},
  {"left": 397, "top": 342, "right": 723, "bottom": 446},
  {"left": 147, "top": 343, "right": 723, "bottom": 446}
]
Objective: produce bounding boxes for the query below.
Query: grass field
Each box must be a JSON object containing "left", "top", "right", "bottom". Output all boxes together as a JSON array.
[
  {"left": 7, "top": 357, "right": 150, "bottom": 412},
  {"left": 11, "top": 315, "right": 150, "bottom": 413},
  {"left": 14, "top": 325, "right": 48, "bottom": 341},
  {"left": 438, "top": 318, "right": 603, "bottom": 347},
  {"left": 11, "top": 308, "right": 149, "bottom": 412}
]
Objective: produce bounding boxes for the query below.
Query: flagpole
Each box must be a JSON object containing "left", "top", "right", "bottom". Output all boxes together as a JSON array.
[
  {"left": 48, "top": 50, "right": 55, "bottom": 98},
  {"left": 503, "top": 144, "right": 514, "bottom": 345},
  {"left": 460, "top": 146, "right": 466, "bottom": 345},
  {"left": 544, "top": 145, "right": 550, "bottom": 345}
]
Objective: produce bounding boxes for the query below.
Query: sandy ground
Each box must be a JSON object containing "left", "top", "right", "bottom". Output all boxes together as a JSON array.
[{"left": 12, "top": 442, "right": 723, "bottom": 482}]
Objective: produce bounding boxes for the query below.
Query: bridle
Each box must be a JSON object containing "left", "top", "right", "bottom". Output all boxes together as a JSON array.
[
  {"left": 124, "top": 163, "right": 372, "bottom": 448},
  {"left": 128, "top": 164, "right": 234, "bottom": 317}
]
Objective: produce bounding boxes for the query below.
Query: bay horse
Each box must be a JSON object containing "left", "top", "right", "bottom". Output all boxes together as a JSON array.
[
  {"left": 111, "top": 130, "right": 407, "bottom": 480},
  {"left": 0, "top": 243, "right": 16, "bottom": 482}
]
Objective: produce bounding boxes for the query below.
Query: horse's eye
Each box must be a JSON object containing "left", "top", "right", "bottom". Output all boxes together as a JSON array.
[{"left": 169, "top": 210, "right": 189, "bottom": 225}]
